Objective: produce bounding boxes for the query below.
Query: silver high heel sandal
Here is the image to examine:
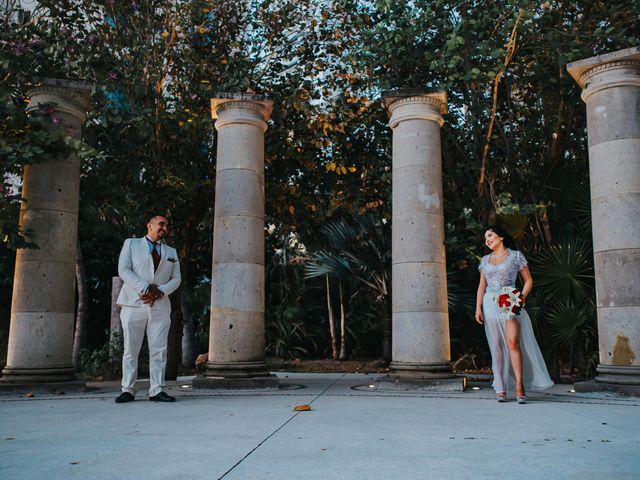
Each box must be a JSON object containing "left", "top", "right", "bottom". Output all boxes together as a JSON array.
[
  {"left": 516, "top": 385, "right": 526, "bottom": 404},
  {"left": 497, "top": 392, "right": 506, "bottom": 402}
]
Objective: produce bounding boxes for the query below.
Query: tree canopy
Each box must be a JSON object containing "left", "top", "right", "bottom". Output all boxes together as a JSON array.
[{"left": 1, "top": 0, "right": 637, "bottom": 369}]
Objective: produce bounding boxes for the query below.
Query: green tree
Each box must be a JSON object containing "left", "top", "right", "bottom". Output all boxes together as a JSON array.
[
  {"left": 305, "top": 213, "right": 392, "bottom": 359},
  {"left": 2, "top": 0, "right": 637, "bottom": 371}
]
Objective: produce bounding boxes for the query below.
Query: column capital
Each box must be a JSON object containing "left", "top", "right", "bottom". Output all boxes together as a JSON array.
[
  {"left": 382, "top": 89, "right": 447, "bottom": 128},
  {"left": 567, "top": 46, "right": 640, "bottom": 102},
  {"left": 210, "top": 93, "right": 273, "bottom": 132},
  {"left": 26, "top": 78, "right": 93, "bottom": 123}
]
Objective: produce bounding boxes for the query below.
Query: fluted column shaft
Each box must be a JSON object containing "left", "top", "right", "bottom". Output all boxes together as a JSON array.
[
  {"left": 194, "top": 94, "right": 277, "bottom": 388},
  {"left": 568, "top": 46, "right": 640, "bottom": 389},
  {"left": 383, "top": 91, "right": 458, "bottom": 382},
  {"left": 2, "top": 79, "right": 92, "bottom": 384}
]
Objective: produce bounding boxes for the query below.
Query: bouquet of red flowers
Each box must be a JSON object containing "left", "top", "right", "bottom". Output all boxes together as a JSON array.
[{"left": 493, "top": 286, "right": 524, "bottom": 318}]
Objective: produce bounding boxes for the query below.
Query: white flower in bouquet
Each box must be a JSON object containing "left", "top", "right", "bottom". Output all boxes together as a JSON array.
[{"left": 493, "top": 286, "right": 524, "bottom": 318}]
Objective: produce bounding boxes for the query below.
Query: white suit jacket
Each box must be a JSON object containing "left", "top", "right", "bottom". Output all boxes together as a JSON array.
[{"left": 116, "top": 237, "right": 181, "bottom": 310}]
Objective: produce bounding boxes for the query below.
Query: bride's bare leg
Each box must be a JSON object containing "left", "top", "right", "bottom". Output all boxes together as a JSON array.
[
  {"left": 485, "top": 319, "right": 506, "bottom": 394},
  {"left": 506, "top": 319, "right": 524, "bottom": 396}
]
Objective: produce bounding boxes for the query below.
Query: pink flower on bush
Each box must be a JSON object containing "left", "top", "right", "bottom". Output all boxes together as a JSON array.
[{"left": 13, "top": 43, "right": 27, "bottom": 55}]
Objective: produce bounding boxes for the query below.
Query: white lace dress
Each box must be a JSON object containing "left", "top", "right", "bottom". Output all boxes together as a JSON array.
[{"left": 479, "top": 249, "right": 554, "bottom": 393}]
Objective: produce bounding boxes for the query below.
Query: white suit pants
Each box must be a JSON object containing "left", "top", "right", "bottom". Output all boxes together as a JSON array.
[{"left": 120, "top": 306, "right": 171, "bottom": 397}]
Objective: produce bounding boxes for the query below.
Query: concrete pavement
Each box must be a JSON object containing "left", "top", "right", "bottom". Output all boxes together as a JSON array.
[{"left": 1, "top": 373, "right": 639, "bottom": 480}]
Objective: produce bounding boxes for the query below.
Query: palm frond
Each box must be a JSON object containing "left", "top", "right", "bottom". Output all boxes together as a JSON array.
[
  {"left": 446, "top": 269, "right": 476, "bottom": 318},
  {"left": 569, "top": 182, "right": 592, "bottom": 232},
  {"left": 529, "top": 235, "right": 595, "bottom": 303},
  {"left": 546, "top": 299, "right": 596, "bottom": 354},
  {"left": 320, "top": 219, "right": 357, "bottom": 251},
  {"left": 345, "top": 241, "right": 383, "bottom": 274},
  {"left": 304, "top": 251, "right": 352, "bottom": 279}
]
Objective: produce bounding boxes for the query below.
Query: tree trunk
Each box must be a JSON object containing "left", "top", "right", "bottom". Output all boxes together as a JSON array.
[
  {"left": 549, "top": 97, "right": 566, "bottom": 166},
  {"left": 166, "top": 286, "right": 183, "bottom": 380},
  {"left": 541, "top": 210, "right": 553, "bottom": 244},
  {"left": 338, "top": 280, "right": 347, "bottom": 360},
  {"left": 181, "top": 288, "right": 199, "bottom": 367},
  {"left": 382, "top": 299, "right": 392, "bottom": 362},
  {"left": 326, "top": 275, "right": 338, "bottom": 360},
  {"left": 487, "top": 207, "right": 498, "bottom": 226},
  {"left": 73, "top": 239, "right": 88, "bottom": 369},
  {"left": 109, "top": 276, "right": 124, "bottom": 361}
]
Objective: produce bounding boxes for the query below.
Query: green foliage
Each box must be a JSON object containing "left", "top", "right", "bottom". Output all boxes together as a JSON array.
[
  {"left": 0, "top": 2, "right": 105, "bottom": 249},
  {"left": 547, "top": 300, "right": 596, "bottom": 355},
  {"left": 305, "top": 213, "right": 391, "bottom": 302},
  {"left": 305, "top": 212, "right": 392, "bottom": 358},
  {"left": 570, "top": 183, "right": 592, "bottom": 233},
  {"left": 446, "top": 269, "right": 476, "bottom": 319},
  {"left": 2, "top": 0, "right": 635, "bottom": 366},
  {"left": 0, "top": 328, "right": 7, "bottom": 370},
  {"left": 529, "top": 235, "right": 597, "bottom": 376},
  {"left": 265, "top": 243, "right": 321, "bottom": 359},
  {"left": 266, "top": 313, "right": 313, "bottom": 360},
  {"left": 343, "top": 306, "right": 385, "bottom": 357},
  {"left": 77, "top": 332, "right": 124, "bottom": 379},
  {"left": 530, "top": 236, "right": 595, "bottom": 303},
  {"left": 183, "top": 280, "right": 212, "bottom": 350}
]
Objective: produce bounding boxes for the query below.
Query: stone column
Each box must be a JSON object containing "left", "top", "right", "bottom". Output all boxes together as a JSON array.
[
  {"left": 193, "top": 93, "right": 278, "bottom": 389},
  {"left": 382, "top": 90, "right": 463, "bottom": 389},
  {"left": 568, "top": 46, "right": 640, "bottom": 394},
  {"left": 1, "top": 78, "right": 92, "bottom": 385}
]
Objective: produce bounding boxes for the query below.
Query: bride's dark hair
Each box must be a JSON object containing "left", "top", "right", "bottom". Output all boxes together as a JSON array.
[{"left": 484, "top": 225, "right": 516, "bottom": 250}]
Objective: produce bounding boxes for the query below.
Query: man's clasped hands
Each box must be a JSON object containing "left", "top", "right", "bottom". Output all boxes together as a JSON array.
[{"left": 140, "top": 284, "right": 164, "bottom": 306}]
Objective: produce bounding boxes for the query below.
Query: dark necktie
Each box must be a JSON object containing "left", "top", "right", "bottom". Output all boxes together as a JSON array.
[{"left": 151, "top": 242, "right": 161, "bottom": 271}]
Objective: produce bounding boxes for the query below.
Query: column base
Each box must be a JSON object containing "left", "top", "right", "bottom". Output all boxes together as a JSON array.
[
  {"left": 574, "top": 365, "right": 640, "bottom": 396},
  {"left": 192, "top": 360, "right": 279, "bottom": 389},
  {"left": 1, "top": 366, "right": 78, "bottom": 384},
  {"left": 389, "top": 361, "right": 456, "bottom": 379},
  {"left": 387, "top": 361, "right": 465, "bottom": 391}
]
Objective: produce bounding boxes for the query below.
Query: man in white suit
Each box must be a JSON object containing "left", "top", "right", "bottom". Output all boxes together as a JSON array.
[{"left": 115, "top": 215, "right": 181, "bottom": 403}]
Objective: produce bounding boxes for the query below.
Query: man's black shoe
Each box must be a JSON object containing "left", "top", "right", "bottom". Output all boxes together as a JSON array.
[
  {"left": 149, "top": 391, "right": 175, "bottom": 402},
  {"left": 115, "top": 392, "right": 135, "bottom": 403}
]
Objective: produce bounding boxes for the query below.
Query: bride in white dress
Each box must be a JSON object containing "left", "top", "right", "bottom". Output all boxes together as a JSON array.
[{"left": 475, "top": 226, "right": 553, "bottom": 403}]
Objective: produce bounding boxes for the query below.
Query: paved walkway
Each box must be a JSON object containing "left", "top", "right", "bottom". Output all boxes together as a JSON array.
[{"left": 1, "top": 373, "right": 639, "bottom": 480}]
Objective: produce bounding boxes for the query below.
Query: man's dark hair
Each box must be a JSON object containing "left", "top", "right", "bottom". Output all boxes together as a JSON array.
[{"left": 147, "top": 215, "right": 168, "bottom": 224}]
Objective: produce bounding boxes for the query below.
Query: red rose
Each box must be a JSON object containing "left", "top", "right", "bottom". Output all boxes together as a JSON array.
[{"left": 498, "top": 294, "right": 511, "bottom": 308}]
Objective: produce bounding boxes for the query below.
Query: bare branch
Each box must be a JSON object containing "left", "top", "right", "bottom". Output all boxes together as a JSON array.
[{"left": 478, "top": 7, "right": 525, "bottom": 198}]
